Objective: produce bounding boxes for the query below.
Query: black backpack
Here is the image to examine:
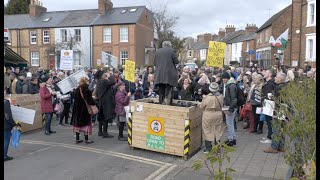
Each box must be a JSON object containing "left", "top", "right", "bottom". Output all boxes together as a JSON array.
[
  {"left": 228, "top": 83, "right": 245, "bottom": 107},
  {"left": 236, "top": 85, "right": 245, "bottom": 107}
]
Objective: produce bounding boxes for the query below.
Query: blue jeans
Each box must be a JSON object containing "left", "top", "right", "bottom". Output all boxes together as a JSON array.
[
  {"left": 226, "top": 108, "right": 238, "bottom": 140},
  {"left": 265, "top": 115, "right": 273, "bottom": 139},
  {"left": 45, "top": 113, "right": 53, "bottom": 132},
  {"left": 4, "top": 130, "right": 11, "bottom": 158}
]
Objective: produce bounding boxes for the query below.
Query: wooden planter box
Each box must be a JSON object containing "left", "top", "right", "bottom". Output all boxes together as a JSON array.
[
  {"left": 129, "top": 99, "right": 202, "bottom": 160},
  {"left": 4, "top": 94, "right": 43, "bottom": 133}
]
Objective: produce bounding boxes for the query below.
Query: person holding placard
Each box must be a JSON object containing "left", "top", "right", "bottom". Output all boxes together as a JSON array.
[{"left": 39, "top": 76, "right": 57, "bottom": 136}]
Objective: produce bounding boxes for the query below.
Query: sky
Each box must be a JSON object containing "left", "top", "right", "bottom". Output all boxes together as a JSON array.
[{"left": 4, "top": 0, "right": 292, "bottom": 38}]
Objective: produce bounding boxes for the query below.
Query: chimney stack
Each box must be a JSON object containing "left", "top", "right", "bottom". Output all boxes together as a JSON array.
[
  {"left": 29, "top": 0, "right": 47, "bottom": 17},
  {"left": 98, "top": 0, "right": 113, "bottom": 14},
  {"left": 245, "top": 24, "right": 258, "bottom": 33},
  {"left": 218, "top": 28, "right": 226, "bottom": 39},
  {"left": 225, "top": 25, "right": 236, "bottom": 35}
]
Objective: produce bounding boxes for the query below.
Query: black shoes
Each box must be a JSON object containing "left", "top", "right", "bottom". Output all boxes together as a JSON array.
[
  {"left": 76, "top": 140, "right": 83, "bottom": 144},
  {"left": 45, "top": 131, "right": 51, "bottom": 135},
  {"left": 102, "top": 134, "right": 114, "bottom": 138},
  {"left": 98, "top": 131, "right": 103, "bottom": 136},
  {"left": 85, "top": 140, "right": 94, "bottom": 144},
  {"left": 118, "top": 136, "right": 127, "bottom": 141},
  {"left": 49, "top": 131, "right": 56, "bottom": 134},
  {"left": 4, "top": 156, "right": 13, "bottom": 161},
  {"left": 256, "top": 130, "right": 263, "bottom": 134},
  {"left": 225, "top": 139, "right": 237, "bottom": 146}
]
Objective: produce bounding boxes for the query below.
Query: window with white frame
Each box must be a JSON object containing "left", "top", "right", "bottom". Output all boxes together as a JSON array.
[
  {"left": 246, "top": 41, "right": 249, "bottom": 52},
  {"left": 120, "top": 51, "right": 128, "bottom": 65},
  {"left": 306, "top": 34, "right": 316, "bottom": 61},
  {"left": 43, "top": 30, "right": 49, "bottom": 44},
  {"left": 75, "top": 29, "right": 81, "bottom": 42},
  {"left": 188, "top": 50, "right": 192, "bottom": 57},
  {"left": 120, "top": 27, "right": 128, "bottom": 42},
  {"left": 103, "top": 27, "right": 112, "bottom": 43},
  {"left": 105, "top": 51, "right": 112, "bottom": 55},
  {"left": 31, "top": 52, "right": 39, "bottom": 66},
  {"left": 234, "top": 44, "right": 237, "bottom": 52},
  {"left": 61, "top": 29, "right": 67, "bottom": 42},
  {"left": 30, "top": 31, "right": 37, "bottom": 44},
  {"left": 307, "top": 0, "right": 316, "bottom": 27},
  {"left": 74, "top": 51, "right": 81, "bottom": 65},
  {"left": 264, "top": 30, "right": 269, "bottom": 42}
]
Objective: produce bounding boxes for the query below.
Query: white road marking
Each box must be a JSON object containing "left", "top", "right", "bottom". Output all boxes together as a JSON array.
[
  {"left": 27, "top": 146, "right": 54, "bottom": 155},
  {"left": 153, "top": 164, "right": 178, "bottom": 180},
  {"left": 144, "top": 164, "right": 170, "bottom": 180}
]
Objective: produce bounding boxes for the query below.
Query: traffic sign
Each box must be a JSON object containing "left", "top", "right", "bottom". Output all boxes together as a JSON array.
[
  {"left": 4, "top": 28, "right": 10, "bottom": 42},
  {"left": 248, "top": 50, "right": 254, "bottom": 55}
]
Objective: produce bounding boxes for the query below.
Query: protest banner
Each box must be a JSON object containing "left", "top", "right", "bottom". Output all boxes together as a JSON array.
[
  {"left": 57, "top": 69, "right": 88, "bottom": 94},
  {"left": 11, "top": 105, "right": 36, "bottom": 125},
  {"left": 206, "top": 41, "right": 226, "bottom": 67},
  {"left": 125, "top": 60, "right": 135, "bottom": 82},
  {"left": 60, "top": 50, "right": 73, "bottom": 70}
]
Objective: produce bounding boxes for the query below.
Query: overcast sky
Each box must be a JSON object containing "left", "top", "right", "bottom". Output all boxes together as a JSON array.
[{"left": 4, "top": 0, "right": 292, "bottom": 38}]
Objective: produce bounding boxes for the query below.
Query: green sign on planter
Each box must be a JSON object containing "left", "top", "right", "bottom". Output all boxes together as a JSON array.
[{"left": 146, "top": 134, "right": 165, "bottom": 150}]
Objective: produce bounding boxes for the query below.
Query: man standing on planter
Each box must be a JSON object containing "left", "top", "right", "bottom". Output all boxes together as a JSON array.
[{"left": 154, "top": 41, "right": 179, "bottom": 105}]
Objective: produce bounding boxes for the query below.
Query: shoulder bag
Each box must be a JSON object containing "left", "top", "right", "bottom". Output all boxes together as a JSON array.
[
  {"left": 80, "top": 87, "right": 99, "bottom": 115},
  {"left": 214, "top": 95, "right": 226, "bottom": 121}
]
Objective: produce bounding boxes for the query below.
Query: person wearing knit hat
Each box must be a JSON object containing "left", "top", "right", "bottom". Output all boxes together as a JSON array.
[
  {"left": 222, "top": 70, "right": 238, "bottom": 147},
  {"left": 200, "top": 82, "right": 224, "bottom": 153}
]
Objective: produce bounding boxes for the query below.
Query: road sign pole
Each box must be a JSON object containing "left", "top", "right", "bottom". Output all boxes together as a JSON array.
[{"left": 250, "top": 54, "right": 251, "bottom": 64}]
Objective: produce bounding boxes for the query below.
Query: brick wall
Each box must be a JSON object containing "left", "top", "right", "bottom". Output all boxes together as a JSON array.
[{"left": 241, "top": 39, "right": 256, "bottom": 66}]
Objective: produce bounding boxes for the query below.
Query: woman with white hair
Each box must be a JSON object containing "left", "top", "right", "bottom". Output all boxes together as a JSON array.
[
  {"left": 194, "top": 73, "right": 210, "bottom": 102},
  {"left": 286, "top": 69, "right": 295, "bottom": 82}
]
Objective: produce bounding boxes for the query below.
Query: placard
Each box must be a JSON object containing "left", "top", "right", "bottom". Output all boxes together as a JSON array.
[
  {"left": 206, "top": 41, "right": 226, "bottom": 67},
  {"left": 60, "top": 50, "right": 74, "bottom": 70},
  {"left": 57, "top": 69, "right": 88, "bottom": 94},
  {"left": 11, "top": 106, "right": 36, "bottom": 125},
  {"left": 262, "top": 99, "right": 275, "bottom": 117},
  {"left": 125, "top": 60, "right": 135, "bottom": 82},
  {"left": 148, "top": 117, "right": 165, "bottom": 136}
]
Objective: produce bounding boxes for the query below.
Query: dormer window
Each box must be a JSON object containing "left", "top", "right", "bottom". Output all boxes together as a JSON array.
[
  {"left": 42, "top": 17, "right": 52, "bottom": 22},
  {"left": 130, "top": 8, "right": 137, "bottom": 12},
  {"left": 121, "top": 9, "right": 127, "bottom": 14}
]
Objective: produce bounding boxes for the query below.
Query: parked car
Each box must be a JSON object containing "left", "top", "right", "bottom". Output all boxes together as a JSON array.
[{"left": 184, "top": 63, "right": 198, "bottom": 71}]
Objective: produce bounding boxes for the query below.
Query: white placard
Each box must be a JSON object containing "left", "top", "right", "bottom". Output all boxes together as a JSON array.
[
  {"left": 262, "top": 99, "right": 275, "bottom": 117},
  {"left": 60, "top": 59, "right": 73, "bottom": 70},
  {"left": 71, "top": 69, "right": 88, "bottom": 82},
  {"left": 11, "top": 106, "right": 36, "bottom": 125},
  {"left": 101, "top": 52, "right": 118, "bottom": 68},
  {"left": 136, "top": 103, "right": 143, "bottom": 112},
  {"left": 256, "top": 107, "right": 262, "bottom": 114},
  {"left": 57, "top": 69, "right": 89, "bottom": 94},
  {"left": 61, "top": 50, "right": 74, "bottom": 60}
]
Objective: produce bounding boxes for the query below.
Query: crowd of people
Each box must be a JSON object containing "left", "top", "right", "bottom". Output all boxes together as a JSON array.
[{"left": 3, "top": 40, "right": 316, "bottom": 160}]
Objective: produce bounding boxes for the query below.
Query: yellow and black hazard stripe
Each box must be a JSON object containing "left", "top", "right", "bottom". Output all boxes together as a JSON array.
[
  {"left": 184, "top": 119, "right": 190, "bottom": 158},
  {"left": 127, "top": 114, "right": 132, "bottom": 146}
]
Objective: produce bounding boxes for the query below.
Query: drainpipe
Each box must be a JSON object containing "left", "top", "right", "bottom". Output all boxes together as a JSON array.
[
  {"left": 90, "top": 26, "right": 93, "bottom": 68},
  {"left": 298, "top": 0, "right": 303, "bottom": 68},
  {"left": 289, "top": 4, "right": 293, "bottom": 67}
]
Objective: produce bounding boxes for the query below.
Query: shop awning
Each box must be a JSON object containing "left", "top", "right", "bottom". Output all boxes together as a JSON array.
[{"left": 4, "top": 46, "right": 28, "bottom": 65}]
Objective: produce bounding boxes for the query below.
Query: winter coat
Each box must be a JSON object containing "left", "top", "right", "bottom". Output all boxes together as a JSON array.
[
  {"left": 154, "top": 47, "right": 180, "bottom": 87},
  {"left": 28, "top": 82, "right": 40, "bottom": 94},
  {"left": 96, "top": 77, "right": 116, "bottom": 122},
  {"left": 11, "top": 78, "right": 18, "bottom": 94},
  {"left": 262, "top": 79, "right": 276, "bottom": 101},
  {"left": 4, "top": 100, "right": 17, "bottom": 131},
  {"left": 193, "top": 83, "right": 210, "bottom": 102},
  {"left": 224, "top": 78, "right": 238, "bottom": 113},
  {"left": 178, "top": 83, "right": 194, "bottom": 101},
  {"left": 115, "top": 90, "right": 130, "bottom": 116},
  {"left": 133, "top": 83, "right": 144, "bottom": 100},
  {"left": 143, "top": 81, "right": 159, "bottom": 97},
  {"left": 71, "top": 84, "right": 96, "bottom": 127},
  {"left": 40, "top": 85, "right": 54, "bottom": 113},
  {"left": 275, "top": 82, "right": 286, "bottom": 98},
  {"left": 249, "top": 84, "right": 263, "bottom": 106},
  {"left": 200, "top": 93, "right": 224, "bottom": 141},
  {"left": 16, "top": 79, "right": 28, "bottom": 94}
]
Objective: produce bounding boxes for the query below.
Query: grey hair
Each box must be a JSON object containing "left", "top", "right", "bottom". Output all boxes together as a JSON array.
[
  {"left": 306, "top": 71, "right": 314, "bottom": 78},
  {"left": 162, "top": 41, "right": 172, "bottom": 47},
  {"left": 277, "top": 72, "right": 287, "bottom": 82}
]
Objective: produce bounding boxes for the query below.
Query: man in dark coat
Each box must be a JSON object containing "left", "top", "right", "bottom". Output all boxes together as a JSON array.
[
  {"left": 154, "top": 41, "right": 179, "bottom": 105},
  {"left": 96, "top": 72, "right": 116, "bottom": 138},
  {"left": 4, "top": 100, "right": 17, "bottom": 161},
  {"left": 16, "top": 73, "right": 28, "bottom": 94}
]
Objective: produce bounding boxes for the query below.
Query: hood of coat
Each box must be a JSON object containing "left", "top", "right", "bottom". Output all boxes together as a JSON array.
[{"left": 226, "top": 77, "right": 236, "bottom": 85}]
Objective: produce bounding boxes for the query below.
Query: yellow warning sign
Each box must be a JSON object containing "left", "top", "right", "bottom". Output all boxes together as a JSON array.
[{"left": 148, "top": 117, "right": 164, "bottom": 136}]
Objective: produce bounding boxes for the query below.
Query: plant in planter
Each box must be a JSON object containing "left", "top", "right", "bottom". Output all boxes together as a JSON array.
[
  {"left": 272, "top": 80, "right": 316, "bottom": 179},
  {"left": 192, "top": 143, "right": 235, "bottom": 180}
]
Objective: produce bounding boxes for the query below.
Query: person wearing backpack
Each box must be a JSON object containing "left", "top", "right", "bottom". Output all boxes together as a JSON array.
[{"left": 221, "top": 72, "right": 238, "bottom": 147}]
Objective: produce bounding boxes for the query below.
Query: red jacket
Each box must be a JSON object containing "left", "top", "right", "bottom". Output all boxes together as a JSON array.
[{"left": 40, "top": 86, "right": 53, "bottom": 113}]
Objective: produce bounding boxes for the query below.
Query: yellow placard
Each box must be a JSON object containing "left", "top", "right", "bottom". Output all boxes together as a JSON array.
[
  {"left": 206, "top": 41, "right": 226, "bottom": 68},
  {"left": 148, "top": 117, "right": 164, "bottom": 136},
  {"left": 125, "top": 60, "right": 135, "bottom": 82}
]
